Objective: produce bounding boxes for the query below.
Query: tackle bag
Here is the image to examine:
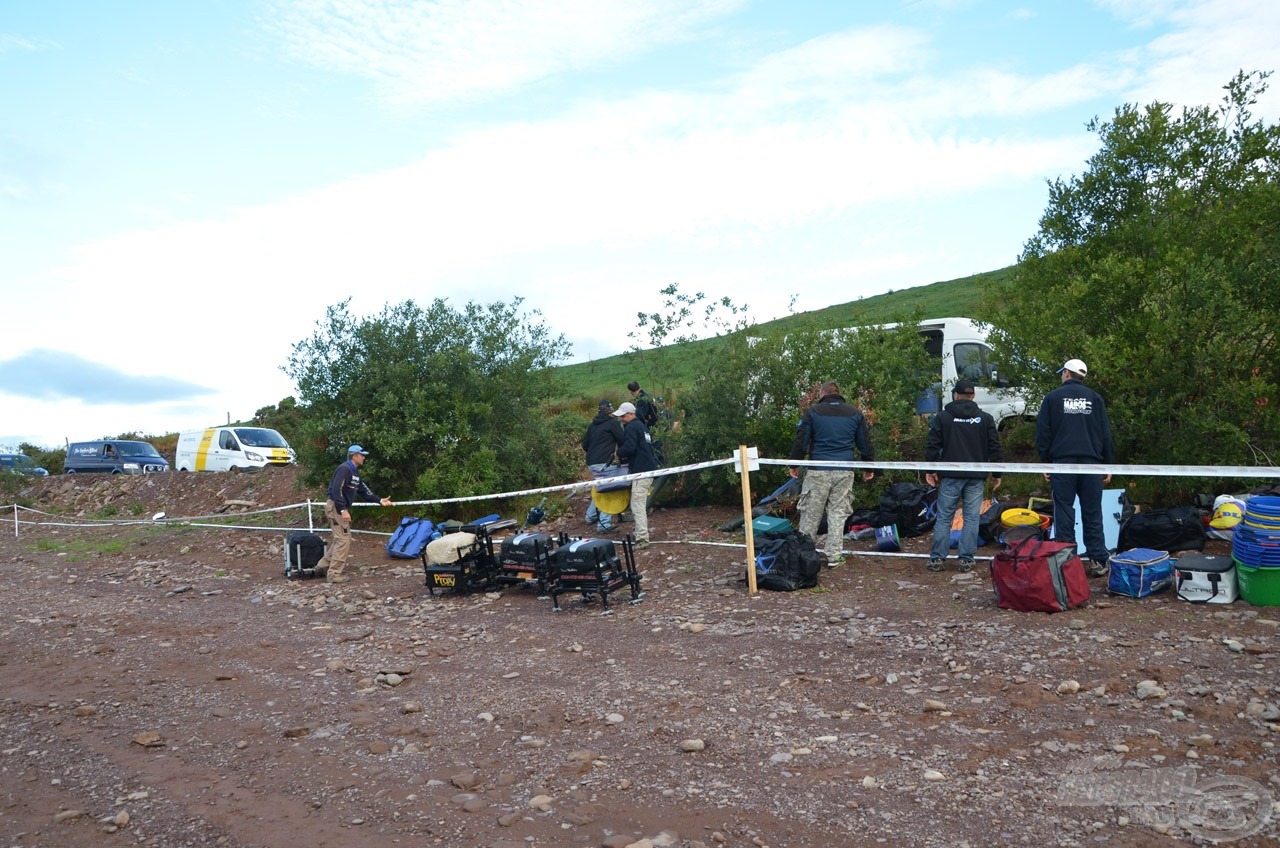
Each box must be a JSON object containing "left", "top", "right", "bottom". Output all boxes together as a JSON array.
[
  {"left": 284, "top": 531, "right": 326, "bottom": 579},
  {"left": 386, "top": 517, "right": 439, "bottom": 559},
  {"left": 876, "top": 482, "right": 937, "bottom": 538},
  {"left": 749, "top": 531, "right": 823, "bottom": 592},
  {"left": 1174, "top": 553, "right": 1239, "bottom": 604},
  {"left": 1107, "top": 548, "right": 1174, "bottom": 598},
  {"left": 990, "top": 537, "right": 1090, "bottom": 613},
  {"left": 1117, "top": 506, "right": 1206, "bottom": 554}
]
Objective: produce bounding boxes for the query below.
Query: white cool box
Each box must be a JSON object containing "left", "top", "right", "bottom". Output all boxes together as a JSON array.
[{"left": 1173, "top": 553, "right": 1239, "bottom": 604}]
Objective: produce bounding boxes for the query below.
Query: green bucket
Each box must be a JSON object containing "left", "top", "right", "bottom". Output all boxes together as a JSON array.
[{"left": 1235, "top": 559, "right": 1280, "bottom": 607}]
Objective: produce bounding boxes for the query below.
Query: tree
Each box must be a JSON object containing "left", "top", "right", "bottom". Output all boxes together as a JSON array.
[
  {"left": 284, "top": 298, "right": 573, "bottom": 500},
  {"left": 988, "top": 71, "right": 1280, "bottom": 494},
  {"left": 673, "top": 316, "right": 935, "bottom": 502}
]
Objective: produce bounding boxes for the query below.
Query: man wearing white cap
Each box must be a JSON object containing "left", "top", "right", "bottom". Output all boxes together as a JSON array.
[
  {"left": 614, "top": 402, "right": 660, "bottom": 549},
  {"left": 316, "top": 445, "right": 393, "bottom": 584},
  {"left": 1035, "top": 359, "right": 1115, "bottom": 575}
]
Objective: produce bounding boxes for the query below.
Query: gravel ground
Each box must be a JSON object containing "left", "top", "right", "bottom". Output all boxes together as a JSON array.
[{"left": 1, "top": 469, "right": 1278, "bottom": 848}]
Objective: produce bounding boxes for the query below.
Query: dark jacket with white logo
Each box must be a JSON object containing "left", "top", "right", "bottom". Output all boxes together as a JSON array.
[
  {"left": 925, "top": 398, "right": 1002, "bottom": 480},
  {"left": 1035, "top": 378, "right": 1115, "bottom": 464}
]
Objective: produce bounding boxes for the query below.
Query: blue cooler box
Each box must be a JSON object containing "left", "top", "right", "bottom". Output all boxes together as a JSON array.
[{"left": 1108, "top": 548, "right": 1173, "bottom": 598}]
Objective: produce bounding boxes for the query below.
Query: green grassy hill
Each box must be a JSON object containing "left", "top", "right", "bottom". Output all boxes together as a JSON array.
[{"left": 552, "top": 265, "right": 1012, "bottom": 408}]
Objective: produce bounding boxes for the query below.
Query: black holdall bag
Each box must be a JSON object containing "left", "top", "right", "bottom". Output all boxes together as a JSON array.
[
  {"left": 1117, "top": 506, "right": 1207, "bottom": 554},
  {"left": 749, "top": 531, "right": 822, "bottom": 592}
]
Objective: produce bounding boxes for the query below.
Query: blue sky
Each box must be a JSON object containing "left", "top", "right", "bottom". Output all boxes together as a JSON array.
[{"left": 3, "top": 0, "right": 1278, "bottom": 450}]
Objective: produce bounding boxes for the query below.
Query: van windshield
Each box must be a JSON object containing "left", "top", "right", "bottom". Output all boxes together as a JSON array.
[
  {"left": 233, "top": 428, "right": 289, "bottom": 448},
  {"left": 119, "top": 442, "right": 163, "bottom": 458}
]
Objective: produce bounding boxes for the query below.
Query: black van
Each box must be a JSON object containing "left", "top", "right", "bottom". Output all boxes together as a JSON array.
[{"left": 65, "top": 441, "right": 169, "bottom": 474}]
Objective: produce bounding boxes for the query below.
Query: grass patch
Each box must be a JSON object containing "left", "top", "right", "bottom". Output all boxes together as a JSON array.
[{"left": 32, "top": 536, "right": 130, "bottom": 560}]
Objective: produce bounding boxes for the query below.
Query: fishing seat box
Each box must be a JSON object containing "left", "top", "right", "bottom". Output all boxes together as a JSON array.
[
  {"left": 546, "top": 536, "right": 643, "bottom": 613},
  {"left": 497, "top": 531, "right": 557, "bottom": 589},
  {"left": 284, "top": 531, "right": 326, "bottom": 579},
  {"left": 1173, "top": 553, "right": 1238, "bottom": 604}
]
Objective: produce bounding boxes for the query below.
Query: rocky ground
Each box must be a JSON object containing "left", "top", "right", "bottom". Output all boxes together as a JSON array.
[{"left": 1, "top": 468, "right": 1278, "bottom": 848}]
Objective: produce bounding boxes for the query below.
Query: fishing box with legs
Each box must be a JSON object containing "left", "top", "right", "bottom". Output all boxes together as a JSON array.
[
  {"left": 421, "top": 518, "right": 517, "bottom": 595},
  {"left": 546, "top": 534, "right": 643, "bottom": 614},
  {"left": 283, "top": 531, "right": 326, "bottom": 580},
  {"left": 496, "top": 530, "right": 565, "bottom": 593}
]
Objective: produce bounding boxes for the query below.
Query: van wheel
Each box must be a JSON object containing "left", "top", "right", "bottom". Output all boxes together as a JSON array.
[
  {"left": 111, "top": 469, "right": 121, "bottom": 474},
  {"left": 228, "top": 465, "right": 240, "bottom": 475},
  {"left": 65, "top": 469, "right": 76, "bottom": 474}
]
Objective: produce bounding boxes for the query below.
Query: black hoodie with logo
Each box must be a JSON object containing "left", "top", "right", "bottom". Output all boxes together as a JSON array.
[{"left": 925, "top": 398, "right": 1002, "bottom": 480}]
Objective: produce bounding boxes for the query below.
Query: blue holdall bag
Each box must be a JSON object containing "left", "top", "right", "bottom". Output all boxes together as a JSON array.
[
  {"left": 1107, "top": 548, "right": 1174, "bottom": 598},
  {"left": 386, "top": 517, "right": 440, "bottom": 559}
]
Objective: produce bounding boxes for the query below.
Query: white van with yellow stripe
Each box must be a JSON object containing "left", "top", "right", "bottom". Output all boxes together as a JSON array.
[{"left": 175, "top": 427, "right": 296, "bottom": 472}]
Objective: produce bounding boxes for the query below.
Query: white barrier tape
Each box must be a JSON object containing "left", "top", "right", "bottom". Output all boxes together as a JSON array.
[
  {"left": 15, "top": 501, "right": 316, "bottom": 524},
  {"left": 391, "top": 456, "right": 737, "bottom": 508},
  {"left": 764, "top": 458, "right": 1280, "bottom": 478}
]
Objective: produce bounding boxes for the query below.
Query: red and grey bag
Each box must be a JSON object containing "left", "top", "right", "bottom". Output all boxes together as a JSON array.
[{"left": 990, "top": 538, "right": 1090, "bottom": 613}]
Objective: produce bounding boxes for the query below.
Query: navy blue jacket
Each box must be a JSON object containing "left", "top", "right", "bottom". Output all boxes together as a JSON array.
[
  {"left": 1035, "top": 379, "right": 1115, "bottom": 464},
  {"left": 618, "top": 418, "right": 660, "bottom": 474},
  {"left": 327, "top": 460, "right": 381, "bottom": 512},
  {"left": 925, "top": 398, "right": 1002, "bottom": 479},
  {"left": 790, "top": 393, "right": 874, "bottom": 465}
]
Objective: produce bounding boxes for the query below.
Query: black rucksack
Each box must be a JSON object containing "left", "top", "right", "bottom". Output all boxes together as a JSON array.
[
  {"left": 1117, "top": 506, "right": 1206, "bottom": 553},
  {"left": 284, "top": 531, "right": 326, "bottom": 579},
  {"left": 749, "top": 531, "right": 823, "bottom": 591},
  {"left": 877, "top": 482, "right": 937, "bottom": 537}
]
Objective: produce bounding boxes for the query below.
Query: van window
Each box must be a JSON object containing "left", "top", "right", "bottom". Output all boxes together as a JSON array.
[
  {"left": 219, "top": 430, "right": 240, "bottom": 451},
  {"left": 119, "top": 442, "right": 163, "bottom": 458},
  {"left": 954, "top": 342, "right": 994, "bottom": 382},
  {"left": 233, "top": 428, "right": 289, "bottom": 448}
]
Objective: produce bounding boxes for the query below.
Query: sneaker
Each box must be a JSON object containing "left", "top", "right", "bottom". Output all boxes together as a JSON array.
[
  {"left": 327, "top": 575, "right": 350, "bottom": 584},
  {"left": 826, "top": 555, "right": 845, "bottom": 568},
  {"left": 957, "top": 558, "right": 975, "bottom": 573},
  {"left": 597, "top": 525, "right": 618, "bottom": 535},
  {"left": 927, "top": 557, "right": 946, "bottom": 572},
  {"left": 634, "top": 540, "right": 651, "bottom": 550},
  {"left": 1086, "top": 560, "right": 1109, "bottom": 578}
]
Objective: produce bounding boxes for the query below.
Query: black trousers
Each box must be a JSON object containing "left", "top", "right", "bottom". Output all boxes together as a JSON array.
[{"left": 1049, "top": 472, "right": 1107, "bottom": 562}]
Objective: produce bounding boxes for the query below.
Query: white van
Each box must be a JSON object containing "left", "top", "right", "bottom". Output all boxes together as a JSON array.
[
  {"left": 175, "top": 427, "right": 296, "bottom": 472},
  {"left": 914, "top": 317, "right": 1029, "bottom": 426}
]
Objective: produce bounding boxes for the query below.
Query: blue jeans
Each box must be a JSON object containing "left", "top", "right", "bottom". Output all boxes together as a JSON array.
[
  {"left": 930, "top": 477, "right": 984, "bottom": 561},
  {"left": 584, "top": 463, "right": 615, "bottom": 530}
]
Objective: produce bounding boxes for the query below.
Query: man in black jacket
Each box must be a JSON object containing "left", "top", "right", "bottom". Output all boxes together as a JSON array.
[
  {"left": 1036, "top": 358, "right": 1116, "bottom": 576},
  {"left": 316, "top": 445, "right": 393, "bottom": 584},
  {"left": 615, "top": 401, "right": 660, "bottom": 549},
  {"left": 925, "top": 380, "right": 1002, "bottom": 572},
  {"left": 789, "top": 381, "right": 875, "bottom": 566},
  {"left": 582, "top": 399, "right": 625, "bottom": 533}
]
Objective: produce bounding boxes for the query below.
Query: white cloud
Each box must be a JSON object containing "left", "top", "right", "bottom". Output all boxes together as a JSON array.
[{"left": 265, "top": 0, "right": 744, "bottom": 107}]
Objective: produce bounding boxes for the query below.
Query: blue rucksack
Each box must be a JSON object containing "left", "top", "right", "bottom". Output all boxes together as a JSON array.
[{"left": 386, "top": 517, "right": 439, "bottom": 559}]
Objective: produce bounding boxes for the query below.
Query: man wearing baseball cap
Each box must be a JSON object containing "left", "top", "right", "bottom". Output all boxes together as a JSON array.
[
  {"left": 316, "top": 444, "right": 393, "bottom": 584},
  {"left": 1035, "top": 358, "right": 1116, "bottom": 576}
]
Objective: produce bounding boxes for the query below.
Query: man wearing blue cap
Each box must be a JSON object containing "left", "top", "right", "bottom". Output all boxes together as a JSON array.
[{"left": 316, "top": 445, "right": 393, "bottom": 584}]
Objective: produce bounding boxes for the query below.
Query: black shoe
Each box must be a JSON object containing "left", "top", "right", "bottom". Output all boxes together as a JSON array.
[
  {"left": 1086, "top": 559, "right": 1109, "bottom": 577},
  {"left": 927, "top": 557, "right": 945, "bottom": 572},
  {"left": 957, "top": 558, "right": 974, "bottom": 573}
]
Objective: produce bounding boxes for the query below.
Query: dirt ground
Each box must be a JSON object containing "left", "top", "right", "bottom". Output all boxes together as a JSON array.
[{"left": 1, "top": 468, "right": 1278, "bottom": 848}]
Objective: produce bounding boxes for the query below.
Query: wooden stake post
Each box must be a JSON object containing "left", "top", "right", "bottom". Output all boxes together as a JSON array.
[{"left": 739, "top": 445, "right": 757, "bottom": 594}]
